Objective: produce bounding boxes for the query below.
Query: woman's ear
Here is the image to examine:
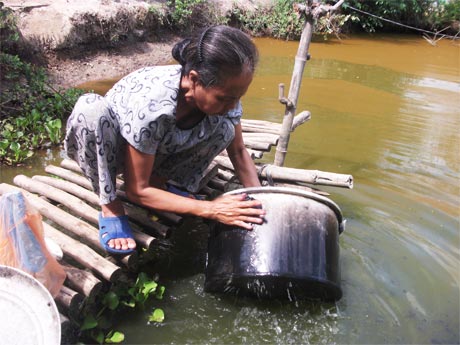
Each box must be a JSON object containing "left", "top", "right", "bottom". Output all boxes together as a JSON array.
[{"left": 188, "top": 70, "right": 200, "bottom": 89}]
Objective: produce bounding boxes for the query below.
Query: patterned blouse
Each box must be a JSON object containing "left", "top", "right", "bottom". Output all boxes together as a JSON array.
[{"left": 105, "top": 65, "right": 242, "bottom": 192}]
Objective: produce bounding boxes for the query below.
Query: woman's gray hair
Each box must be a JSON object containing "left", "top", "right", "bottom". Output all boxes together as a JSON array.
[{"left": 172, "top": 25, "right": 259, "bottom": 87}]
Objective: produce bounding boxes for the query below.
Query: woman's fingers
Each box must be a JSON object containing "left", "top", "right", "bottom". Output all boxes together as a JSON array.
[{"left": 211, "top": 193, "right": 266, "bottom": 229}]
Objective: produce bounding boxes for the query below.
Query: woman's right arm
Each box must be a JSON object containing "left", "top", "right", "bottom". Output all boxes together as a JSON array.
[{"left": 123, "top": 144, "right": 265, "bottom": 229}]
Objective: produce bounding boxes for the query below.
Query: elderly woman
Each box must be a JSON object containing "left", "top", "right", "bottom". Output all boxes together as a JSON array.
[{"left": 65, "top": 25, "right": 265, "bottom": 254}]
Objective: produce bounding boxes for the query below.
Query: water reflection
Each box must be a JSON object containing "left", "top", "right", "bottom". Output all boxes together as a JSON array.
[{"left": 112, "top": 34, "right": 460, "bottom": 344}]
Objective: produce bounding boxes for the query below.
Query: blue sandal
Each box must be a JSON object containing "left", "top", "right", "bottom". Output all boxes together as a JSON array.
[{"left": 98, "top": 213, "right": 135, "bottom": 254}]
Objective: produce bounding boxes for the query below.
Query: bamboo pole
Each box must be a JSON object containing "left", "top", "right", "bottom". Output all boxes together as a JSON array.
[
  {"left": 211, "top": 156, "right": 353, "bottom": 188},
  {"left": 56, "top": 160, "right": 184, "bottom": 225},
  {"left": 59, "top": 313, "right": 78, "bottom": 345},
  {"left": 62, "top": 264, "right": 103, "bottom": 301},
  {"left": 122, "top": 202, "right": 171, "bottom": 239},
  {"left": 219, "top": 147, "right": 264, "bottom": 159},
  {"left": 14, "top": 174, "right": 98, "bottom": 222},
  {"left": 42, "top": 222, "right": 123, "bottom": 283},
  {"left": 13, "top": 175, "right": 157, "bottom": 251},
  {"left": 208, "top": 176, "right": 228, "bottom": 192},
  {"left": 274, "top": 0, "right": 345, "bottom": 166},
  {"left": 55, "top": 285, "right": 84, "bottom": 320},
  {"left": 257, "top": 164, "right": 353, "bottom": 188},
  {"left": 274, "top": 8, "right": 314, "bottom": 166},
  {"left": 0, "top": 183, "right": 100, "bottom": 248},
  {"left": 0, "top": 183, "right": 139, "bottom": 271},
  {"left": 33, "top": 175, "right": 100, "bottom": 205},
  {"left": 45, "top": 164, "right": 93, "bottom": 190},
  {"left": 33, "top": 175, "right": 172, "bottom": 239},
  {"left": 242, "top": 132, "right": 279, "bottom": 145}
]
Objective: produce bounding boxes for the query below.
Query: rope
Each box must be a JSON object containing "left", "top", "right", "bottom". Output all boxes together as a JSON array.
[{"left": 340, "top": 2, "right": 459, "bottom": 40}]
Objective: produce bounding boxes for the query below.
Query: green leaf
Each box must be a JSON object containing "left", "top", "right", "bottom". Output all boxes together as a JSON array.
[
  {"left": 121, "top": 300, "right": 136, "bottom": 308},
  {"left": 103, "top": 291, "right": 120, "bottom": 310},
  {"left": 105, "top": 331, "right": 125, "bottom": 343},
  {"left": 142, "top": 280, "right": 158, "bottom": 295},
  {"left": 148, "top": 308, "right": 165, "bottom": 323},
  {"left": 92, "top": 329, "right": 105, "bottom": 344},
  {"left": 156, "top": 285, "right": 165, "bottom": 300},
  {"left": 9, "top": 141, "right": 20, "bottom": 152},
  {"left": 81, "top": 314, "right": 98, "bottom": 331},
  {"left": 0, "top": 139, "right": 9, "bottom": 150}
]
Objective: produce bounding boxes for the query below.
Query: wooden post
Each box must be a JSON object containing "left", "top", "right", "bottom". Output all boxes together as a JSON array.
[{"left": 274, "top": 0, "right": 345, "bottom": 166}]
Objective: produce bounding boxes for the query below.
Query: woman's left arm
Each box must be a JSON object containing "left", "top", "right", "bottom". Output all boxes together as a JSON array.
[{"left": 226, "top": 123, "right": 261, "bottom": 187}]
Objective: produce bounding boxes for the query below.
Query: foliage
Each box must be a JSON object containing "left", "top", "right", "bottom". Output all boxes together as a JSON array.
[
  {"left": 80, "top": 272, "right": 165, "bottom": 344},
  {"left": 166, "top": 0, "right": 223, "bottom": 32},
  {"left": 228, "top": 0, "right": 304, "bottom": 40},
  {"left": 228, "top": 0, "right": 358, "bottom": 40},
  {"left": 427, "top": 0, "right": 460, "bottom": 32},
  {"left": 341, "top": 0, "right": 460, "bottom": 34},
  {"left": 0, "top": 5, "right": 84, "bottom": 165}
]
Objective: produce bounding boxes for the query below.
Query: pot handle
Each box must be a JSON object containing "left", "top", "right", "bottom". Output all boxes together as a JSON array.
[{"left": 339, "top": 219, "right": 346, "bottom": 234}]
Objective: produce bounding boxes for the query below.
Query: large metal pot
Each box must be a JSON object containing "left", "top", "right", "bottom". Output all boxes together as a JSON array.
[{"left": 204, "top": 187, "right": 345, "bottom": 301}]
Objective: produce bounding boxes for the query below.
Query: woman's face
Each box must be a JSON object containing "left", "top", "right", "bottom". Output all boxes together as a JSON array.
[{"left": 192, "top": 70, "right": 253, "bottom": 116}]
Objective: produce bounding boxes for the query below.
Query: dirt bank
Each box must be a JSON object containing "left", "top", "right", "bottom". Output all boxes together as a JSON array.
[
  {"left": 45, "top": 40, "right": 177, "bottom": 89},
  {"left": 3, "top": 0, "right": 273, "bottom": 89}
]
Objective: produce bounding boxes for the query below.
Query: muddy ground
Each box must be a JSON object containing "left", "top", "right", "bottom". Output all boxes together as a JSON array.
[
  {"left": 46, "top": 39, "right": 177, "bottom": 89},
  {"left": 3, "top": 0, "right": 272, "bottom": 89}
]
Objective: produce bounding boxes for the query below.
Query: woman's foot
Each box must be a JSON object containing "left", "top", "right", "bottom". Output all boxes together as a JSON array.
[{"left": 100, "top": 201, "right": 137, "bottom": 253}]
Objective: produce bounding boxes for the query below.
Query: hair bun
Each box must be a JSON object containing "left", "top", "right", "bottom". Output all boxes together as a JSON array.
[{"left": 172, "top": 38, "right": 191, "bottom": 65}]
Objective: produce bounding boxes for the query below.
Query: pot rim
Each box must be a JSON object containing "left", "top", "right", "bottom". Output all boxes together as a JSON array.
[{"left": 224, "top": 186, "right": 345, "bottom": 233}]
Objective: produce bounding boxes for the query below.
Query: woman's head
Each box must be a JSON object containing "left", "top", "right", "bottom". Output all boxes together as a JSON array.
[{"left": 172, "top": 25, "right": 259, "bottom": 88}]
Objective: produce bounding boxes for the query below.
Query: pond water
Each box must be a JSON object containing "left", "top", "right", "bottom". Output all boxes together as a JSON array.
[
  {"left": 1, "top": 34, "right": 458, "bottom": 344},
  {"left": 121, "top": 35, "right": 460, "bottom": 344}
]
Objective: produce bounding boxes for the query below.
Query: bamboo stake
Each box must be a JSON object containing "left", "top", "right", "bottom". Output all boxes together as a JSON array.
[
  {"left": 274, "top": 14, "right": 314, "bottom": 165},
  {"left": 274, "top": 0, "right": 345, "bottom": 166}
]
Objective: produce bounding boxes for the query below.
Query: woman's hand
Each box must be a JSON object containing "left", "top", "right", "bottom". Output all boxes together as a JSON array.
[{"left": 207, "top": 193, "right": 265, "bottom": 230}]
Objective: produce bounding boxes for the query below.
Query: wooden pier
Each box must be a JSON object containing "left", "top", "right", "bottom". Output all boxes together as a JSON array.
[
  {"left": 0, "top": 4, "right": 352, "bottom": 342},
  {"left": 0, "top": 116, "right": 353, "bottom": 343}
]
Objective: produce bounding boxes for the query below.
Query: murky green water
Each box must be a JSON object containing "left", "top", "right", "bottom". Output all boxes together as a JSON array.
[
  {"left": 117, "top": 35, "right": 460, "bottom": 344},
  {"left": 1, "top": 34, "right": 458, "bottom": 344}
]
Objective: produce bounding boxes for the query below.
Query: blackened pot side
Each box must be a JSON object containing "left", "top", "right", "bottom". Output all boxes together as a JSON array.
[{"left": 204, "top": 187, "right": 345, "bottom": 301}]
